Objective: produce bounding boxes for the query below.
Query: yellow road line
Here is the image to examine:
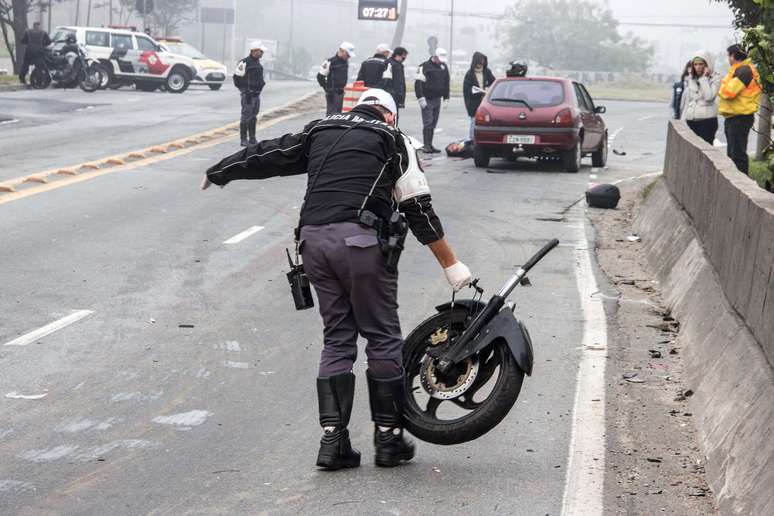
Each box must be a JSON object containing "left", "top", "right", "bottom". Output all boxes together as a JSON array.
[{"left": 0, "top": 92, "right": 321, "bottom": 206}]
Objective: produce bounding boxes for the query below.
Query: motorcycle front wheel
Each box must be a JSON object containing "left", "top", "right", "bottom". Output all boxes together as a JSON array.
[
  {"left": 78, "top": 67, "right": 100, "bottom": 93},
  {"left": 402, "top": 307, "right": 525, "bottom": 445}
]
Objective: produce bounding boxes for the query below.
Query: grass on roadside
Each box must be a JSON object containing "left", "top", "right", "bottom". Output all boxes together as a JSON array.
[
  {"left": 587, "top": 83, "right": 671, "bottom": 103},
  {"left": 0, "top": 74, "right": 17, "bottom": 83},
  {"left": 749, "top": 158, "right": 773, "bottom": 190}
]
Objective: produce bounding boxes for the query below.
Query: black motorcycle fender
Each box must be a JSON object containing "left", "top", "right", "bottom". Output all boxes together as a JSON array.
[
  {"left": 459, "top": 309, "right": 534, "bottom": 376},
  {"left": 435, "top": 299, "right": 487, "bottom": 313}
]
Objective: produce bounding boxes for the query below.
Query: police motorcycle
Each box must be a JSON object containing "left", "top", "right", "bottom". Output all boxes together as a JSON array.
[
  {"left": 30, "top": 36, "right": 102, "bottom": 92},
  {"left": 401, "top": 239, "right": 558, "bottom": 445}
]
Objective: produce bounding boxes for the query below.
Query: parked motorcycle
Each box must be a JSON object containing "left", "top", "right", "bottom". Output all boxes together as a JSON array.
[
  {"left": 402, "top": 239, "right": 559, "bottom": 445},
  {"left": 29, "top": 44, "right": 104, "bottom": 93}
]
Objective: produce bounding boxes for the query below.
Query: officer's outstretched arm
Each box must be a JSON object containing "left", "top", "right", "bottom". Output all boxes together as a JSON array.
[{"left": 203, "top": 120, "right": 319, "bottom": 189}]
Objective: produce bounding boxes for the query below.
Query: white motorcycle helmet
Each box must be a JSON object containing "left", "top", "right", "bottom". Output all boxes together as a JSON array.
[{"left": 356, "top": 88, "right": 397, "bottom": 116}]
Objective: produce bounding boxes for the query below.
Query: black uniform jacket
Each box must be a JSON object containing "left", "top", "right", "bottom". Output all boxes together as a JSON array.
[
  {"left": 384, "top": 58, "right": 406, "bottom": 107},
  {"left": 415, "top": 59, "right": 450, "bottom": 100},
  {"left": 22, "top": 28, "right": 51, "bottom": 57},
  {"left": 357, "top": 53, "right": 388, "bottom": 87},
  {"left": 317, "top": 55, "right": 349, "bottom": 93},
  {"left": 206, "top": 105, "right": 444, "bottom": 245},
  {"left": 233, "top": 55, "right": 265, "bottom": 93}
]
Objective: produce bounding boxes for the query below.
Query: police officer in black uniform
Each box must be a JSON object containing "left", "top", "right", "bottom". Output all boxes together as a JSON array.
[
  {"left": 19, "top": 22, "right": 51, "bottom": 84},
  {"left": 384, "top": 47, "right": 408, "bottom": 116},
  {"left": 234, "top": 41, "right": 267, "bottom": 146},
  {"left": 317, "top": 42, "right": 355, "bottom": 115},
  {"left": 201, "top": 89, "right": 473, "bottom": 470},
  {"left": 356, "top": 43, "right": 391, "bottom": 87},
  {"left": 415, "top": 48, "right": 450, "bottom": 153}
]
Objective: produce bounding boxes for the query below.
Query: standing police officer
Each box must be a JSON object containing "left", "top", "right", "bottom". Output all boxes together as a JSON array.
[
  {"left": 234, "top": 41, "right": 267, "bottom": 146},
  {"left": 383, "top": 47, "right": 408, "bottom": 122},
  {"left": 317, "top": 42, "right": 356, "bottom": 115},
  {"left": 356, "top": 43, "right": 391, "bottom": 87},
  {"left": 415, "top": 48, "right": 450, "bottom": 153},
  {"left": 201, "top": 89, "right": 473, "bottom": 470},
  {"left": 19, "top": 22, "right": 51, "bottom": 84}
]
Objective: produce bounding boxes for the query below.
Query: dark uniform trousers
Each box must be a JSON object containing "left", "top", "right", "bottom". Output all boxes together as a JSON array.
[
  {"left": 724, "top": 114, "right": 755, "bottom": 175},
  {"left": 325, "top": 90, "right": 345, "bottom": 115},
  {"left": 241, "top": 92, "right": 261, "bottom": 125},
  {"left": 300, "top": 222, "right": 402, "bottom": 379},
  {"left": 421, "top": 97, "right": 442, "bottom": 137}
]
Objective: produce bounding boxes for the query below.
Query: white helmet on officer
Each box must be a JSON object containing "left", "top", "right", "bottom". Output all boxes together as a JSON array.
[
  {"left": 249, "top": 41, "right": 268, "bottom": 55},
  {"left": 357, "top": 88, "right": 398, "bottom": 120}
]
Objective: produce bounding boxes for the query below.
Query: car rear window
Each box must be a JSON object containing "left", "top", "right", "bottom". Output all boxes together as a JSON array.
[
  {"left": 85, "top": 31, "right": 109, "bottom": 47},
  {"left": 489, "top": 80, "right": 565, "bottom": 108}
]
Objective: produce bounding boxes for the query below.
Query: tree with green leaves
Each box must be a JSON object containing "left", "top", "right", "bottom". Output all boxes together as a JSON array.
[
  {"left": 118, "top": 0, "right": 199, "bottom": 36},
  {"left": 498, "top": 0, "right": 654, "bottom": 72}
]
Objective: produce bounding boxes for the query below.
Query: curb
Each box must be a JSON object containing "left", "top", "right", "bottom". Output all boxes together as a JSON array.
[{"left": 0, "top": 91, "right": 322, "bottom": 203}]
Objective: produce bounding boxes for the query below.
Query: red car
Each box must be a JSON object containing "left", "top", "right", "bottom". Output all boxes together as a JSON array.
[{"left": 473, "top": 76, "right": 608, "bottom": 172}]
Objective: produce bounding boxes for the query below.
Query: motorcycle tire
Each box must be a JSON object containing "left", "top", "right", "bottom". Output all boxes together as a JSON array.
[
  {"left": 78, "top": 68, "right": 100, "bottom": 93},
  {"left": 402, "top": 306, "right": 525, "bottom": 445},
  {"left": 30, "top": 68, "right": 51, "bottom": 90}
]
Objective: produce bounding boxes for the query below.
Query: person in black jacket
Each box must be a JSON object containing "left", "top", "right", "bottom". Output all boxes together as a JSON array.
[
  {"left": 19, "top": 22, "right": 51, "bottom": 84},
  {"left": 317, "top": 42, "right": 356, "bottom": 115},
  {"left": 234, "top": 41, "right": 267, "bottom": 146},
  {"left": 202, "top": 88, "right": 473, "bottom": 471},
  {"left": 357, "top": 43, "right": 391, "bottom": 87},
  {"left": 671, "top": 61, "right": 691, "bottom": 120},
  {"left": 415, "top": 48, "right": 450, "bottom": 153},
  {"left": 383, "top": 47, "right": 408, "bottom": 120},
  {"left": 463, "top": 52, "right": 496, "bottom": 141}
]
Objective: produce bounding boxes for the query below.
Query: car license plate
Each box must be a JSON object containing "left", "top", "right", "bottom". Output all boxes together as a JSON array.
[{"left": 506, "top": 135, "right": 536, "bottom": 144}]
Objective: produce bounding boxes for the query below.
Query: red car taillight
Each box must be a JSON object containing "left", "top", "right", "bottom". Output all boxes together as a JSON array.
[
  {"left": 475, "top": 107, "right": 492, "bottom": 125},
  {"left": 553, "top": 108, "right": 573, "bottom": 126}
]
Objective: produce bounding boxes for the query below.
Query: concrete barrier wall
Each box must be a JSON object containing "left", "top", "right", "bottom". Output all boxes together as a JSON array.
[
  {"left": 662, "top": 121, "right": 774, "bottom": 368},
  {"left": 632, "top": 121, "right": 774, "bottom": 514}
]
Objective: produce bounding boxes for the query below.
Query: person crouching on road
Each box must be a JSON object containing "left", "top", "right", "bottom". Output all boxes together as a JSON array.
[
  {"left": 463, "top": 52, "right": 496, "bottom": 142},
  {"left": 718, "top": 44, "right": 763, "bottom": 175},
  {"left": 201, "top": 88, "right": 473, "bottom": 470},
  {"left": 234, "top": 41, "right": 267, "bottom": 146},
  {"left": 416, "top": 48, "right": 451, "bottom": 153},
  {"left": 318, "top": 42, "right": 355, "bottom": 115},
  {"left": 357, "top": 43, "right": 391, "bottom": 88},
  {"left": 680, "top": 52, "right": 721, "bottom": 145}
]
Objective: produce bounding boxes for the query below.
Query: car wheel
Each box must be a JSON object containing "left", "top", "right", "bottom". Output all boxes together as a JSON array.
[
  {"left": 592, "top": 133, "right": 608, "bottom": 168},
  {"left": 473, "top": 146, "right": 491, "bottom": 168},
  {"left": 91, "top": 63, "right": 109, "bottom": 89},
  {"left": 563, "top": 143, "right": 582, "bottom": 173},
  {"left": 135, "top": 81, "right": 159, "bottom": 92},
  {"left": 166, "top": 67, "right": 190, "bottom": 94},
  {"left": 208, "top": 84, "right": 223, "bottom": 91}
]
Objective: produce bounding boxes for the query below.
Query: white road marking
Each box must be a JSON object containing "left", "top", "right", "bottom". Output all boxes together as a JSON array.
[
  {"left": 223, "top": 225, "right": 264, "bottom": 245},
  {"left": 152, "top": 410, "right": 212, "bottom": 426},
  {"left": 3, "top": 310, "right": 93, "bottom": 347},
  {"left": 222, "top": 360, "right": 249, "bottom": 369},
  {"left": 0, "top": 118, "right": 19, "bottom": 126},
  {"left": 561, "top": 210, "right": 608, "bottom": 516},
  {"left": 637, "top": 114, "right": 657, "bottom": 121},
  {"left": 5, "top": 391, "right": 48, "bottom": 400},
  {"left": 609, "top": 127, "right": 624, "bottom": 142}
]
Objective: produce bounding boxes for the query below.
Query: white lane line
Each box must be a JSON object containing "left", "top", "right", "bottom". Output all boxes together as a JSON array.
[
  {"left": 609, "top": 126, "right": 624, "bottom": 142},
  {"left": 3, "top": 310, "right": 94, "bottom": 347},
  {"left": 637, "top": 114, "right": 657, "bottom": 121},
  {"left": 223, "top": 225, "right": 264, "bottom": 245},
  {"left": 561, "top": 211, "right": 608, "bottom": 516}
]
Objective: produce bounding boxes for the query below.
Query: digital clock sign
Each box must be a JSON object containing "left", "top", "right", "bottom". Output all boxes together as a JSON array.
[{"left": 358, "top": 0, "right": 399, "bottom": 21}]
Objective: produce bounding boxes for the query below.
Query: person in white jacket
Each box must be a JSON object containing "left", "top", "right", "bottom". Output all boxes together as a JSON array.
[{"left": 680, "top": 51, "right": 721, "bottom": 144}]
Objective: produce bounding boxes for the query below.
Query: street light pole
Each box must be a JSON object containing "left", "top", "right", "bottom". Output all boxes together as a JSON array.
[{"left": 449, "top": 0, "right": 454, "bottom": 73}]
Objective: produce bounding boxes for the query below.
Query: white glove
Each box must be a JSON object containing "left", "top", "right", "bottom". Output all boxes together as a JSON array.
[
  {"left": 443, "top": 98, "right": 450, "bottom": 108},
  {"left": 444, "top": 261, "right": 472, "bottom": 291},
  {"left": 418, "top": 97, "right": 428, "bottom": 109}
]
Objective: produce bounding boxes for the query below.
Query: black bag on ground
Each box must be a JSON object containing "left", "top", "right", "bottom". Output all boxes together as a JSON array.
[
  {"left": 445, "top": 140, "right": 474, "bottom": 158},
  {"left": 586, "top": 183, "right": 621, "bottom": 209}
]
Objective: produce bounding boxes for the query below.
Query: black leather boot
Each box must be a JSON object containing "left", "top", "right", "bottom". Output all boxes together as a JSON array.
[
  {"left": 316, "top": 373, "right": 361, "bottom": 470},
  {"left": 367, "top": 370, "right": 415, "bottom": 467},
  {"left": 239, "top": 122, "right": 248, "bottom": 146},
  {"left": 248, "top": 119, "right": 257, "bottom": 145},
  {"left": 421, "top": 128, "right": 434, "bottom": 153}
]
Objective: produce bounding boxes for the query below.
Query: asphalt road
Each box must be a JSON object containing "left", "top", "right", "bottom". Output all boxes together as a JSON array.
[{"left": 0, "top": 92, "right": 670, "bottom": 515}]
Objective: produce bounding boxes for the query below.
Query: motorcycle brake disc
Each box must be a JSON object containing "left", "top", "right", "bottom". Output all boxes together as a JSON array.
[{"left": 420, "top": 354, "right": 479, "bottom": 400}]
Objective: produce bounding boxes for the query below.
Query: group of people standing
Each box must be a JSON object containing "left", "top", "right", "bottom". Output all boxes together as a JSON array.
[{"left": 674, "top": 44, "right": 763, "bottom": 176}]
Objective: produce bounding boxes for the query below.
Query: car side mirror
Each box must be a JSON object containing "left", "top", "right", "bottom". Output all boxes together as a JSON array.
[{"left": 594, "top": 106, "right": 606, "bottom": 114}]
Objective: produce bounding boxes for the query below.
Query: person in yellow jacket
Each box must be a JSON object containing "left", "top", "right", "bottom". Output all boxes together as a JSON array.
[{"left": 719, "top": 44, "right": 763, "bottom": 175}]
